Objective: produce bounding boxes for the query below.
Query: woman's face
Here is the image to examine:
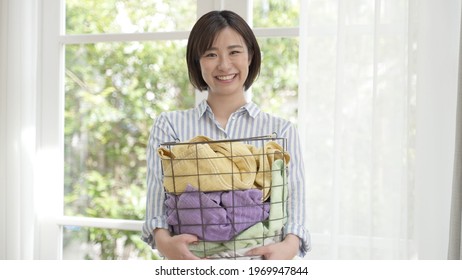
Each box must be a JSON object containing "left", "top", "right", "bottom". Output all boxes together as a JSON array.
[{"left": 199, "top": 27, "right": 251, "bottom": 97}]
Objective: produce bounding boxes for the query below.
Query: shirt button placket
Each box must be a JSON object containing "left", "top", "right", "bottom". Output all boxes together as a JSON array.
[{"left": 227, "top": 114, "right": 238, "bottom": 138}]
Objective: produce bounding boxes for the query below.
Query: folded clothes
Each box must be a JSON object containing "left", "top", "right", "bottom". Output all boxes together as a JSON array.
[
  {"left": 188, "top": 223, "right": 281, "bottom": 258},
  {"left": 165, "top": 184, "right": 270, "bottom": 241},
  {"left": 158, "top": 135, "right": 290, "bottom": 201},
  {"left": 188, "top": 159, "right": 288, "bottom": 258}
]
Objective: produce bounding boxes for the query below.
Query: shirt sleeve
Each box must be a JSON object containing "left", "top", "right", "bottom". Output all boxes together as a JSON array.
[
  {"left": 141, "top": 113, "right": 175, "bottom": 249},
  {"left": 282, "top": 122, "right": 312, "bottom": 257}
]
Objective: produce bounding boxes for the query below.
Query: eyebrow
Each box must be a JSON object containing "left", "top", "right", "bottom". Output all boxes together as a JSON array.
[{"left": 206, "top": 45, "right": 244, "bottom": 51}]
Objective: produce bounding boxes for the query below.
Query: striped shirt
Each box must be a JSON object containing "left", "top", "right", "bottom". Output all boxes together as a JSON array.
[{"left": 142, "top": 100, "right": 311, "bottom": 257}]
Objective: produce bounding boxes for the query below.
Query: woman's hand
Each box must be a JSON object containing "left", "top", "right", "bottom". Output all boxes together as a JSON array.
[
  {"left": 245, "top": 234, "right": 300, "bottom": 260},
  {"left": 154, "top": 228, "right": 201, "bottom": 260}
]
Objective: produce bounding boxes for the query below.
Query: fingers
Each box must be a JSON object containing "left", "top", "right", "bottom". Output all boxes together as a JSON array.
[
  {"left": 168, "top": 234, "right": 201, "bottom": 260},
  {"left": 245, "top": 245, "right": 270, "bottom": 257},
  {"left": 178, "top": 233, "right": 199, "bottom": 245}
]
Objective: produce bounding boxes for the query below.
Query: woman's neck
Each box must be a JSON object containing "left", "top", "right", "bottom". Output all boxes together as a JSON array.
[{"left": 206, "top": 93, "right": 247, "bottom": 129}]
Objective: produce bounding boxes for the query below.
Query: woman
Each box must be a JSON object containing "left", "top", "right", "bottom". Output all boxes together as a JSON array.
[{"left": 142, "top": 10, "right": 310, "bottom": 260}]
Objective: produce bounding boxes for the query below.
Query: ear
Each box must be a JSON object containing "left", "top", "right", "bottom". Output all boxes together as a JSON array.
[{"left": 248, "top": 52, "right": 253, "bottom": 66}]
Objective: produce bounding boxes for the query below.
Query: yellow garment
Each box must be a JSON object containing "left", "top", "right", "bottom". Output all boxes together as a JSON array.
[
  {"left": 248, "top": 141, "right": 290, "bottom": 194},
  {"left": 158, "top": 136, "right": 290, "bottom": 200}
]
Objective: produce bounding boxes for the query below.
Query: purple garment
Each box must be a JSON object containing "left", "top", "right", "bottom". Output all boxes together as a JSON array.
[{"left": 165, "top": 184, "right": 270, "bottom": 241}]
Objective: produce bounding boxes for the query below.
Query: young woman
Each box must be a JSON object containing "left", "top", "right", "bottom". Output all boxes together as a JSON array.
[{"left": 142, "top": 10, "right": 310, "bottom": 260}]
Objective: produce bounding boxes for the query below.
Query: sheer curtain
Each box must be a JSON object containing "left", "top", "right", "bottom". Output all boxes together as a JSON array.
[
  {"left": 0, "top": 0, "right": 38, "bottom": 259},
  {"left": 298, "top": 0, "right": 462, "bottom": 260},
  {"left": 298, "top": 0, "right": 416, "bottom": 259},
  {"left": 448, "top": 3, "right": 462, "bottom": 260}
]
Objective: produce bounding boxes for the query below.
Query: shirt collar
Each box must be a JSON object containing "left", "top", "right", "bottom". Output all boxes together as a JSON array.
[
  {"left": 243, "top": 101, "right": 260, "bottom": 118},
  {"left": 196, "top": 99, "right": 209, "bottom": 119},
  {"left": 196, "top": 99, "right": 261, "bottom": 119}
]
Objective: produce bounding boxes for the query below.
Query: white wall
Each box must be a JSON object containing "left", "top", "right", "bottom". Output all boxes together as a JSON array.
[{"left": 415, "top": 0, "right": 461, "bottom": 259}]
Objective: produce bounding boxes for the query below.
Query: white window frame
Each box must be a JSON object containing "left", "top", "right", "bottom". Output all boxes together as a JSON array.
[{"left": 38, "top": 0, "right": 300, "bottom": 259}]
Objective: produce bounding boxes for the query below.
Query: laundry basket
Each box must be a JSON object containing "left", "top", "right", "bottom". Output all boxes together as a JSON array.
[{"left": 158, "top": 134, "right": 290, "bottom": 259}]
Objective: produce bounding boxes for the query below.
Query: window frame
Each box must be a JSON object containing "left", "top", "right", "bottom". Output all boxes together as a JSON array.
[{"left": 38, "top": 0, "right": 300, "bottom": 259}]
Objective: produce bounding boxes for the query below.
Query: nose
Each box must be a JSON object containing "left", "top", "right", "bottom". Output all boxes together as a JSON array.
[{"left": 217, "top": 55, "right": 231, "bottom": 70}]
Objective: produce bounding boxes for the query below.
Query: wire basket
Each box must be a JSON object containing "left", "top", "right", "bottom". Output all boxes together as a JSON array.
[{"left": 158, "top": 134, "right": 290, "bottom": 259}]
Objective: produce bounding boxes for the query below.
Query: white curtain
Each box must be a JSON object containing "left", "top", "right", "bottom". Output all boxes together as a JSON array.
[
  {"left": 298, "top": 0, "right": 416, "bottom": 259},
  {"left": 298, "top": 0, "right": 461, "bottom": 260},
  {"left": 0, "top": 0, "right": 38, "bottom": 259},
  {"left": 448, "top": 2, "right": 462, "bottom": 261}
]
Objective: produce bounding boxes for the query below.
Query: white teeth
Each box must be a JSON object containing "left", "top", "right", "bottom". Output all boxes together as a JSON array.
[{"left": 216, "top": 74, "right": 235, "bottom": 81}]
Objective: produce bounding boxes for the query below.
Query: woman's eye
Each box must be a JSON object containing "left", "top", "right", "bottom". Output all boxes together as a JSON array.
[{"left": 205, "top": 53, "right": 216, "bottom": 57}]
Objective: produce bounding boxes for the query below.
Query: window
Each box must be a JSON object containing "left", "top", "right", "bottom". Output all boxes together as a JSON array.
[
  {"left": 39, "top": 0, "right": 301, "bottom": 260},
  {"left": 6, "top": 0, "right": 454, "bottom": 261}
]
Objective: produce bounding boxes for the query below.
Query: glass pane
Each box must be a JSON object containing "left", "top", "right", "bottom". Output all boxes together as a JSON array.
[
  {"left": 253, "top": 0, "right": 300, "bottom": 28},
  {"left": 252, "top": 37, "right": 299, "bottom": 124},
  {"left": 64, "top": 41, "right": 194, "bottom": 219},
  {"left": 65, "top": 0, "right": 196, "bottom": 34},
  {"left": 63, "top": 226, "right": 161, "bottom": 259}
]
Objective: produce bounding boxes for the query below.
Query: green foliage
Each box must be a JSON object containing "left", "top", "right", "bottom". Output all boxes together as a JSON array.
[
  {"left": 253, "top": 0, "right": 300, "bottom": 28},
  {"left": 64, "top": 0, "right": 299, "bottom": 259},
  {"left": 254, "top": 37, "right": 299, "bottom": 123},
  {"left": 253, "top": 0, "right": 300, "bottom": 123},
  {"left": 65, "top": 0, "right": 196, "bottom": 33}
]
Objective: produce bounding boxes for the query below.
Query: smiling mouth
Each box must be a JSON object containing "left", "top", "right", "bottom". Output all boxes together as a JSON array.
[{"left": 216, "top": 74, "right": 236, "bottom": 81}]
